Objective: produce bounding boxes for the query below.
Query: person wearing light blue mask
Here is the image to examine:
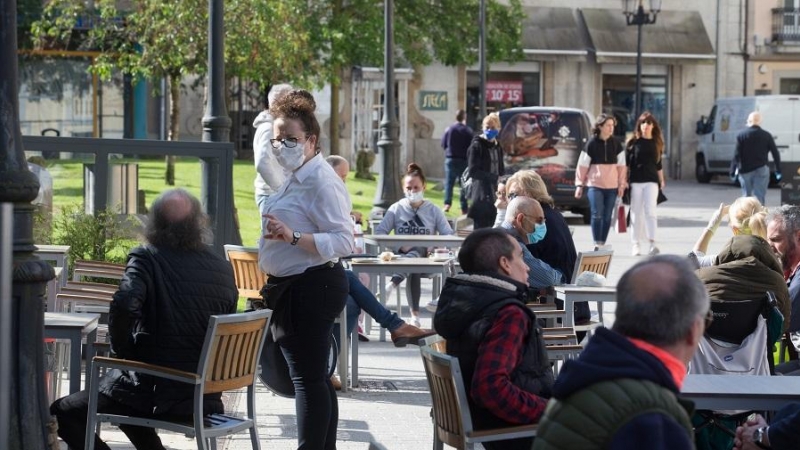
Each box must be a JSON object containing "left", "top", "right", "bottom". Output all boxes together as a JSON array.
[
  {"left": 465, "top": 112, "right": 505, "bottom": 229},
  {"left": 499, "top": 196, "right": 564, "bottom": 290}
]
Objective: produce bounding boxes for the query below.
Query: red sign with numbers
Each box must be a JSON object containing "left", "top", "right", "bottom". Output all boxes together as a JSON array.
[{"left": 486, "top": 81, "right": 523, "bottom": 103}]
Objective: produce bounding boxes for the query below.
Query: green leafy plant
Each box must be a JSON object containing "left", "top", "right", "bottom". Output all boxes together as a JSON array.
[{"left": 52, "top": 204, "right": 137, "bottom": 265}]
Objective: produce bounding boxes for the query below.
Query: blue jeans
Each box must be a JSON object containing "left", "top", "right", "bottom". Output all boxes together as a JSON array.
[
  {"left": 333, "top": 271, "right": 405, "bottom": 342},
  {"left": 444, "top": 157, "right": 468, "bottom": 212},
  {"left": 739, "top": 165, "right": 769, "bottom": 205},
  {"left": 587, "top": 187, "right": 618, "bottom": 244}
]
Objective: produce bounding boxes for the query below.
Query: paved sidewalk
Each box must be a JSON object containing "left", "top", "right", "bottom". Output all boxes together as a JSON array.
[{"left": 71, "top": 179, "right": 779, "bottom": 449}]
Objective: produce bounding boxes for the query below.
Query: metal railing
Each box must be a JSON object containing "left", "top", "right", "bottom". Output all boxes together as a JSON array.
[
  {"left": 772, "top": 8, "right": 800, "bottom": 45},
  {"left": 21, "top": 136, "right": 237, "bottom": 254}
]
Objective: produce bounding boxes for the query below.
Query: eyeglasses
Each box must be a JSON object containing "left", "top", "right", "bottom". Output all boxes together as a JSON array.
[
  {"left": 496, "top": 191, "right": 506, "bottom": 197},
  {"left": 269, "top": 137, "right": 307, "bottom": 149},
  {"left": 704, "top": 309, "right": 714, "bottom": 329}
]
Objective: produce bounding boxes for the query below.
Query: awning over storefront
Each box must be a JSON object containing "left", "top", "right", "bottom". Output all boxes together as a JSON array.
[
  {"left": 521, "top": 7, "right": 589, "bottom": 62},
  {"left": 581, "top": 9, "right": 716, "bottom": 65}
]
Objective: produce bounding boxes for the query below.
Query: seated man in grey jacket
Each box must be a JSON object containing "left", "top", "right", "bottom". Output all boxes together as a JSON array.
[{"left": 50, "top": 189, "right": 238, "bottom": 450}]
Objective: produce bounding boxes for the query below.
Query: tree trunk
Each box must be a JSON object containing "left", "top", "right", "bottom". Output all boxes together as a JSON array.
[
  {"left": 329, "top": 77, "right": 340, "bottom": 156},
  {"left": 165, "top": 74, "right": 181, "bottom": 185}
]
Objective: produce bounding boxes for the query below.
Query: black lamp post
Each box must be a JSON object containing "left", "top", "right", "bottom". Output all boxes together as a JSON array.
[
  {"left": 478, "top": 0, "right": 487, "bottom": 119},
  {"left": 622, "top": 0, "right": 661, "bottom": 120},
  {"left": 372, "top": 0, "right": 401, "bottom": 217},
  {"left": 0, "top": 0, "right": 56, "bottom": 448}
]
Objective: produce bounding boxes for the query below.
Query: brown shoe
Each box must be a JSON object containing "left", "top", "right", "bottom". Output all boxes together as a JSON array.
[
  {"left": 330, "top": 375, "right": 342, "bottom": 391},
  {"left": 390, "top": 323, "right": 436, "bottom": 347}
]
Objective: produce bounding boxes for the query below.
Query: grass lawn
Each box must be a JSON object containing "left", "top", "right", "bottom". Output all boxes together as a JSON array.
[{"left": 45, "top": 156, "right": 461, "bottom": 248}]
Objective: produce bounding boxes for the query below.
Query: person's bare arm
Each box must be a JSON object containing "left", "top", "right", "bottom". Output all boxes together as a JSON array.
[{"left": 693, "top": 203, "right": 728, "bottom": 254}]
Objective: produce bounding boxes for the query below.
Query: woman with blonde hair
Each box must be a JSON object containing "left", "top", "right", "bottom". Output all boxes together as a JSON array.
[
  {"left": 627, "top": 112, "right": 665, "bottom": 256},
  {"left": 691, "top": 196, "right": 769, "bottom": 267},
  {"left": 506, "top": 169, "right": 580, "bottom": 319},
  {"left": 465, "top": 112, "right": 504, "bottom": 228}
]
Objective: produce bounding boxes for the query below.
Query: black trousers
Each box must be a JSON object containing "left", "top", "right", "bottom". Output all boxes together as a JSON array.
[
  {"left": 276, "top": 264, "right": 348, "bottom": 450},
  {"left": 50, "top": 389, "right": 190, "bottom": 450}
]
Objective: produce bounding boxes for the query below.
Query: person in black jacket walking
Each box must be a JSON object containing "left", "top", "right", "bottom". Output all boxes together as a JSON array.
[
  {"left": 735, "top": 111, "right": 781, "bottom": 205},
  {"left": 466, "top": 112, "right": 504, "bottom": 228},
  {"left": 441, "top": 109, "right": 474, "bottom": 214},
  {"left": 50, "top": 189, "right": 238, "bottom": 450}
]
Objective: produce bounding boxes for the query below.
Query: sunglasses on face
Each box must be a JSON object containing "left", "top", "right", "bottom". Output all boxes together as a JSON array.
[{"left": 508, "top": 192, "right": 519, "bottom": 200}]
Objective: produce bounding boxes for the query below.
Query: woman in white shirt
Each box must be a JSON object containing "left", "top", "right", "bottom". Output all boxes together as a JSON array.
[{"left": 258, "top": 90, "right": 354, "bottom": 450}]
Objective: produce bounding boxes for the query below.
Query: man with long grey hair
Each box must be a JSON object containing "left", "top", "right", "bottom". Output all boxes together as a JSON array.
[
  {"left": 50, "top": 189, "right": 238, "bottom": 450},
  {"left": 534, "top": 255, "right": 710, "bottom": 450}
]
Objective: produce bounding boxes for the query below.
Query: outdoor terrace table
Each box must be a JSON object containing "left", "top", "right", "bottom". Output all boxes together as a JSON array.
[
  {"left": 553, "top": 285, "right": 617, "bottom": 328},
  {"left": 362, "top": 234, "right": 464, "bottom": 253},
  {"left": 44, "top": 312, "right": 99, "bottom": 395},
  {"left": 682, "top": 374, "right": 800, "bottom": 411},
  {"left": 34, "top": 244, "right": 71, "bottom": 288},
  {"left": 349, "top": 256, "right": 452, "bottom": 342}
]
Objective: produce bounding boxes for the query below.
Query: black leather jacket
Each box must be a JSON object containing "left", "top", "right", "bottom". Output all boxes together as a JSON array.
[{"left": 100, "top": 244, "right": 238, "bottom": 415}]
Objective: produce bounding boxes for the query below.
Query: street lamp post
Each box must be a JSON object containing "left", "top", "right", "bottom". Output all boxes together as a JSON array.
[
  {"left": 0, "top": 0, "right": 56, "bottom": 448},
  {"left": 622, "top": 0, "right": 661, "bottom": 120},
  {"left": 371, "top": 0, "right": 401, "bottom": 217},
  {"left": 478, "top": 0, "right": 487, "bottom": 119}
]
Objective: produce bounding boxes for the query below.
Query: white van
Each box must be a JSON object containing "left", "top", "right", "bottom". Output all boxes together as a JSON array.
[{"left": 695, "top": 95, "right": 800, "bottom": 183}]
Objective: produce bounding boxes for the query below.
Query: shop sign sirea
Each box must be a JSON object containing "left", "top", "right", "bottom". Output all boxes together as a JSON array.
[
  {"left": 419, "top": 91, "right": 448, "bottom": 111},
  {"left": 486, "top": 81, "right": 523, "bottom": 103}
]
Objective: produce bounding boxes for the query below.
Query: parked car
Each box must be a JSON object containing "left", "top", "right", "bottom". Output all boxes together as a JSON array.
[
  {"left": 695, "top": 95, "right": 800, "bottom": 184},
  {"left": 498, "top": 106, "right": 593, "bottom": 223}
]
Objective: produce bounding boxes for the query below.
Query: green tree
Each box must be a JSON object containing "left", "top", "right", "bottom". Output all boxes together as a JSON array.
[
  {"left": 32, "top": 0, "right": 208, "bottom": 185},
  {"left": 250, "top": 0, "right": 524, "bottom": 154}
]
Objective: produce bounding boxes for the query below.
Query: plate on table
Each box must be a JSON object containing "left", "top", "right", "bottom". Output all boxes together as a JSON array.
[
  {"left": 429, "top": 256, "right": 454, "bottom": 262},
  {"left": 351, "top": 258, "right": 380, "bottom": 264}
]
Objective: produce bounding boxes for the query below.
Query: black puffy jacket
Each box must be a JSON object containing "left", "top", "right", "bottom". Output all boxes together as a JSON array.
[{"left": 100, "top": 244, "right": 238, "bottom": 415}]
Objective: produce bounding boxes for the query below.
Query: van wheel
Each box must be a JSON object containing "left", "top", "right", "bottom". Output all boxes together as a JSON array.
[{"left": 695, "top": 155, "right": 712, "bottom": 183}]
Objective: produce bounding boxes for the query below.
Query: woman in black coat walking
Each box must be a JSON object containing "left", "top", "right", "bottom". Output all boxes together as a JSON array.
[{"left": 466, "top": 112, "right": 504, "bottom": 228}]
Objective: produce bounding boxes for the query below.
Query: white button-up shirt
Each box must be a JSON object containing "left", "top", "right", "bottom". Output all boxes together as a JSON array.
[{"left": 258, "top": 153, "right": 354, "bottom": 277}]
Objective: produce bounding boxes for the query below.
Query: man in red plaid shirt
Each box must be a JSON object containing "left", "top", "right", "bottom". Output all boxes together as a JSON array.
[{"left": 434, "top": 227, "right": 553, "bottom": 450}]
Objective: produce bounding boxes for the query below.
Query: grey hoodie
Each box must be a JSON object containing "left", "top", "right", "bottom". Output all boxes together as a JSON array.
[
  {"left": 253, "top": 111, "right": 287, "bottom": 196},
  {"left": 375, "top": 199, "right": 453, "bottom": 236}
]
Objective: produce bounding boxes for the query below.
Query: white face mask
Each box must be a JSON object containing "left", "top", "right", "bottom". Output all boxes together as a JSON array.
[
  {"left": 274, "top": 143, "right": 305, "bottom": 171},
  {"left": 405, "top": 191, "right": 424, "bottom": 203}
]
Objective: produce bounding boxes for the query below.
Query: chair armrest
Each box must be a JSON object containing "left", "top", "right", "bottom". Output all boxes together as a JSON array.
[{"left": 91, "top": 356, "right": 201, "bottom": 385}]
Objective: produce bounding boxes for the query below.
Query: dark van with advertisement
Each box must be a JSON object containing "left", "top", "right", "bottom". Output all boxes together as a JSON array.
[{"left": 498, "top": 107, "right": 593, "bottom": 223}]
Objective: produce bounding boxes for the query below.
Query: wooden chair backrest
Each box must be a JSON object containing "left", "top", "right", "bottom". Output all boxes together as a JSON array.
[
  {"left": 224, "top": 246, "right": 268, "bottom": 300},
  {"left": 201, "top": 311, "right": 270, "bottom": 394},
  {"left": 572, "top": 250, "right": 613, "bottom": 283},
  {"left": 420, "top": 346, "right": 470, "bottom": 448},
  {"left": 72, "top": 260, "right": 126, "bottom": 283}
]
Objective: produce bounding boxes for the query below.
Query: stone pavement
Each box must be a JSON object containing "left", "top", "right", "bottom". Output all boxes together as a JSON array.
[{"left": 70, "top": 178, "right": 780, "bottom": 450}]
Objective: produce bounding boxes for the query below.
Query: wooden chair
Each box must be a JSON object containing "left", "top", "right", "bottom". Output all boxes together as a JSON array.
[
  {"left": 420, "top": 337, "right": 537, "bottom": 450},
  {"left": 72, "top": 260, "right": 126, "bottom": 283},
  {"left": 223, "top": 245, "right": 268, "bottom": 309},
  {"left": 85, "top": 310, "right": 271, "bottom": 450},
  {"left": 571, "top": 249, "right": 613, "bottom": 336},
  {"left": 546, "top": 344, "right": 583, "bottom": 377},
  {"left": 573, "top": 249, "right": 613, "bottom": 280}
]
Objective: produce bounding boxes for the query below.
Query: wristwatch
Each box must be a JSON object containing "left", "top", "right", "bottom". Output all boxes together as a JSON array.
[
  {"left": 753, "top": 426, "right": 771, "bottom": 449},
  {"left": 290, "top": 231, "right": 302, "bottom": 246}
]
